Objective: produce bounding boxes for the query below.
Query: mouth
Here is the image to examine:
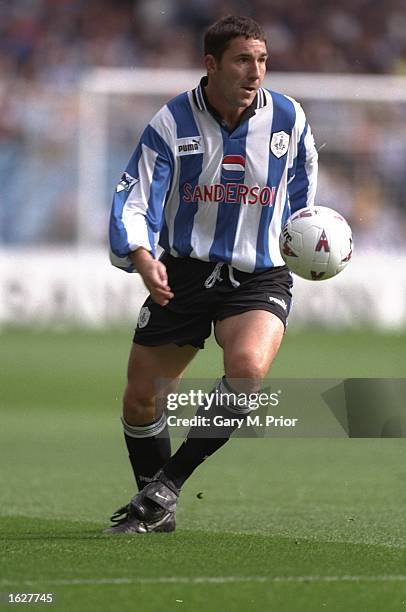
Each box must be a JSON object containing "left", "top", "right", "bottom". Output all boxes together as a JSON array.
[{"left": 241, "top": 86, "right": 256, "bottom": 93}]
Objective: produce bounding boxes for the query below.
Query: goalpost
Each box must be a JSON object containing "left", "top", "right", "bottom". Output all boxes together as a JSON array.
[
  {"left": 77, "top": 68, "right": 406, "bottom": 246},
  {"left": 2, "top": 70, "right": 406, "bottom": 328},
  {"left": 73, "top": 69, "right": 406, "bottom": 328}
]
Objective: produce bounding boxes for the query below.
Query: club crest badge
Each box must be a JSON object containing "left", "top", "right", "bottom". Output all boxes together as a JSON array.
[
  {"left": 270, "top": 131, "right": 290, "bottom": 158},
  {"left": 137, "top": 306, "right": 151, "bottom": 329}
]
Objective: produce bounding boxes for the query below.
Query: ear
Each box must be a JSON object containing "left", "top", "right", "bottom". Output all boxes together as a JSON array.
[{"left": 204, "top": 54, "right": 218, "bottom": 75}]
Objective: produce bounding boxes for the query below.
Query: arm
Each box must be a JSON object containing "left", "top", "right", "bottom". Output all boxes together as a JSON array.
[
  {"left": 287, "top": 105, "right": 318, "bottom": 213},
  {"left": 109, "top": 119, "right": 174, "bottom": 274}
]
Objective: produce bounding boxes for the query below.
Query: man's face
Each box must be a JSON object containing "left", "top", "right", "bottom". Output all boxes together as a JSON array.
[{"left": 205, "top": 36, "right": 268, "bottom": 110}]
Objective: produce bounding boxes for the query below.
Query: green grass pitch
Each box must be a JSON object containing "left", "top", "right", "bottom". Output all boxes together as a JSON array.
[{"left": 1, "top": 328, "right": 406, "bottom": 611}]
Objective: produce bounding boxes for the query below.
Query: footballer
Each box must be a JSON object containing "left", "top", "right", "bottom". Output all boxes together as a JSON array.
[{"left": 107, "top": 15, "right": 318, "bottom": 533}]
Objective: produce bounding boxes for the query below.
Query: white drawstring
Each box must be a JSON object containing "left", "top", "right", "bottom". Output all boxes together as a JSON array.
[
  {"left": 204, "top": 263, "right": 240, "bottom": 289},
  {"left": 204, "top": 262, "right": 224, "bottom": 288},
  {"left": 227, "top": 265, "right": 240, "bottom": 288}
]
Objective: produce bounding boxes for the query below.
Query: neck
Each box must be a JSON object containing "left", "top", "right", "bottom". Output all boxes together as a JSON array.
[{"left": 204, "top": 80, "right": 244, "bottom": 129}]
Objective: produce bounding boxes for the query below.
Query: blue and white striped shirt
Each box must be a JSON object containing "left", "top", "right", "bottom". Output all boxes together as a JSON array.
[{"left": 109, "top": 79, "right": 318, "bottom": 273}]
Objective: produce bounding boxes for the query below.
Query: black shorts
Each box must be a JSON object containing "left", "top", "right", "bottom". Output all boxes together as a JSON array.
[{"left": 133, "top": 254, "right": 293, "bottom": 349}]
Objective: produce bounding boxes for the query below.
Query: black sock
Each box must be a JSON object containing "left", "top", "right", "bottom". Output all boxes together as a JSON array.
[
  {"left": 163, "top": 377, "right": 251, "bottom": 489},
  {"left": 122, "top": 414, "right": 171, "bottom": 490}
]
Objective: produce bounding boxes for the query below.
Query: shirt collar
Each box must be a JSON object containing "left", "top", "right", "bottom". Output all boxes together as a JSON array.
[{"left": 192, "top": 76, "right": 267, "bottom": 131}]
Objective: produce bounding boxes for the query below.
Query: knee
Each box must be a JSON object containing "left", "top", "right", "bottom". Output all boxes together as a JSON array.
[
  {"left": 225, "top": 349, "right": 269, "bottom": 384},
  {"left": 123, "top": 385, "right": 160, "bottom": 425}
]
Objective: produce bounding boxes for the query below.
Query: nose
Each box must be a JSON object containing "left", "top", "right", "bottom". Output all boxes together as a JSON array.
[{"left": 250, "top": 60, "right": 262, "bottom": 79}]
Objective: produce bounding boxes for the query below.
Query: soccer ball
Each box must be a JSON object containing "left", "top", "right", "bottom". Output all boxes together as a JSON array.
[{"left": 279, "top": 206, "right": 353, "bottom": 280}]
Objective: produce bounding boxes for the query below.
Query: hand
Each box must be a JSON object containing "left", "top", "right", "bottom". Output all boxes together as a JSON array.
[
  {"left": 130, "top": 249, "right": 174, "bottom": 306},
  {"left": 139, "top": 259, "right": 174, "bottom": 306}
]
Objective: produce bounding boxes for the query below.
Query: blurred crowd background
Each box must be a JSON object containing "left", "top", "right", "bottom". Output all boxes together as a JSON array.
[
  {"left": 1, "top": 0, "right": 406, "bottom": 247},
  {"left": 2, "top": 0, "right": 406, "bottom": 80}
]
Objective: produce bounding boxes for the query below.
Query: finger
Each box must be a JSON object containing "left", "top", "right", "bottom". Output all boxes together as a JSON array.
[
  {"left": 151, "top": 294, "right": 170, "bottom": 306},
  {"left": 148, "top": 282, "right": 173, "bottom": 296},
  {"left": 147, "top": 273, "right": 170, "bottom": 293},
  {"left": 157, "top": 297, "right": 169, "bottom": 306},
  {"left": 156, "top": 262, "right": 171, "bottom": 289},
  {"left": 151, "top": 288, "right": 174, "bottom": 305},
  {"left": 154, "top": 289, "right": 174, "bottom": 300}
]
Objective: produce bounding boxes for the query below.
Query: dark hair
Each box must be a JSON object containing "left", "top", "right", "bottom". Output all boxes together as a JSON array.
[{"left": 204, "top": 15, "right": 267, "bottom": 60}]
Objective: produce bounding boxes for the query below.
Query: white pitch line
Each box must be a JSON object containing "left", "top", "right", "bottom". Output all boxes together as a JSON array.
[{"left": 1, "top": 576, "right": 406, "bottom": 586}]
